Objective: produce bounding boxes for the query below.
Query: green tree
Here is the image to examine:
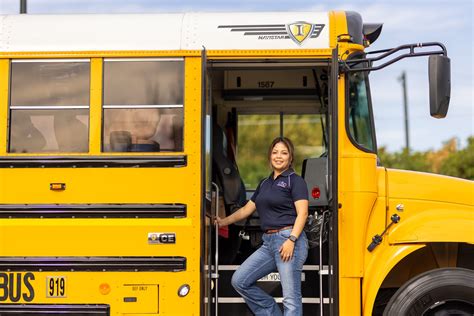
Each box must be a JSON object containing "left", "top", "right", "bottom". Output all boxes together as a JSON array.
[
  {"left": 378, "top": 147, "right": 431, "bottom": 172},
  {"left": 378, "top": 137, "right": 474, "bottom": 181},
  {"left": 439, "top": 137, "right": 474, "bottom": 180},
  {"left": 237, "top": 114, "right": 325, "bottom": 188}
]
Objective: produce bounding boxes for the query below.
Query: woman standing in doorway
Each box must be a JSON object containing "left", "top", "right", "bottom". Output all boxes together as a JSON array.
[{"left": 216, "top": 137, "right": 309, "bottom": 316}]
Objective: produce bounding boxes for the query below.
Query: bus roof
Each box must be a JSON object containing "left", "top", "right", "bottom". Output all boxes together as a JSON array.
[{"left": 0, "top": 12, "right": 333, "bottom": 52}]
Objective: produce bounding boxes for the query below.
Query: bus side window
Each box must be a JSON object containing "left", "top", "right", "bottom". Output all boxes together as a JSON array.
[
  {"left": 102, "top": 59, "right": 184, "bottom": 153},
  {"left": 8, "top": 60, "right": 90, "bottom": 153}
]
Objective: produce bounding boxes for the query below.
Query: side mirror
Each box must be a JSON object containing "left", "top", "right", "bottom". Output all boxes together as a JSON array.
[{"left": 429, "top": 55, "right": 451, "bottom": 118}]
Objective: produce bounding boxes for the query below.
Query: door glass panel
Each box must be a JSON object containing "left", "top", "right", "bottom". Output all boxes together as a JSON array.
[
  {"left": 283, "top": 114, "right": 326, "bottom": 173},
  {"left": 237, "top": 114, "right": 279, "bottom": 189}
]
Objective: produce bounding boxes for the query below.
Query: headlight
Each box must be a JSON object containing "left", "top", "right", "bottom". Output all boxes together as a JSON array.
[{"left": 178, "top": 284, "right": 190, "bottom": 297}]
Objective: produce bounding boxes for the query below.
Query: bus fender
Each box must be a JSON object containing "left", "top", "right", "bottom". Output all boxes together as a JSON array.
[{"left": 362, "top": 244, "right": 425, "bottom": 316}]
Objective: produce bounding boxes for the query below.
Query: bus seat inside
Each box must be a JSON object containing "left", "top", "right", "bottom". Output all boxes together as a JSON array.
[{"left": 212, "top": 122, "right": 247, "bottom": 216}]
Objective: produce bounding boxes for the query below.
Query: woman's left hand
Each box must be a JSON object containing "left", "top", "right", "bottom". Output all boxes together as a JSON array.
[{"left": 279, "top": 240, "right": 295, "bottom": 262}]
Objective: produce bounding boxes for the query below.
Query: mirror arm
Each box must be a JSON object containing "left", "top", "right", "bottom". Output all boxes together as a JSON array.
[{"left": 340, "top": 42, "right": 447, "bottom": 73}]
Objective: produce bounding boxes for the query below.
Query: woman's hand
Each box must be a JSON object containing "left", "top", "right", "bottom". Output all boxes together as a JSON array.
[
  {"left": 279, "top": 239, "right": 295, "bottom": 262},
  {"left": 214, "top": 200, "right": 257, "bottom": 228},
  {"left": 215, "top": 216, "right": 226, "bottom": 227}
]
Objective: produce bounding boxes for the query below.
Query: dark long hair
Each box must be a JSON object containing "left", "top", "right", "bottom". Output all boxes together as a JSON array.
[{"left": 267, "top": 137, "right": 295, "bottom": 169}]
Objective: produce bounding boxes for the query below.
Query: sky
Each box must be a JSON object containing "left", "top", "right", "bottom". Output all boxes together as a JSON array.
[{"left": 0, "top": 0, "right": 472, "bottom": 152}]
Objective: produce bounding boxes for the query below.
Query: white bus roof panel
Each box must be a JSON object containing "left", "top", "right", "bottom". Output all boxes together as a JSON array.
[{"left": 0, "top": 12, "right": 330, "bottom": 52}]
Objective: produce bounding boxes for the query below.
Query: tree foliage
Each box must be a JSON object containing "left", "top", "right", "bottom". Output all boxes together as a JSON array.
[
  {"left": 237, "top": 114, "right": 325, "bottom": 188},
  {"left": 378, "top": 137, "right": 474, "bottom": 180},
  {"left": 439, "top": 137, "right": 474, "bottom": 180}
]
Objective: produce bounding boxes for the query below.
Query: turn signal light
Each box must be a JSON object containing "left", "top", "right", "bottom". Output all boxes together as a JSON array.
[{"left": 311, "top": 186, "right": 321, "bottom": 199}]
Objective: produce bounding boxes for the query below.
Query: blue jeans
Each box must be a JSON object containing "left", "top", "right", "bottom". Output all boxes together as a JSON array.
[{"left": 231, "top": 229, "right": 308, "bottom": 316}]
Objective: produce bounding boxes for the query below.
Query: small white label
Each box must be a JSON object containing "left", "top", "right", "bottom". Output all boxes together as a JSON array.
[{"left": 258, "top": 272, "right": 305, "bottom": 282}]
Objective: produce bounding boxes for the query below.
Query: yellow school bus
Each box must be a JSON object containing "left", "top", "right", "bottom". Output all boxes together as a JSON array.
[{"left": 0, "top": 10, "right": 472, "bottom": 316}]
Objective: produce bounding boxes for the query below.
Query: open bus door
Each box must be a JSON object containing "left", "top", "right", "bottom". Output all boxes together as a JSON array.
[
  {"left": 201, "top": 48, "right": 217, "bottom": 316},
  {"left": 203, "top": 52, "right": 340, "bottom": 315},
  {"left": 327, "top": 45, "right": 339, "bottom": 316}
]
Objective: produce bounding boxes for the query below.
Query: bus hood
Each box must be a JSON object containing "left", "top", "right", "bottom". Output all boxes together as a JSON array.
[{"left": 386, "top": 169, "right": 474, "bottom": 206}]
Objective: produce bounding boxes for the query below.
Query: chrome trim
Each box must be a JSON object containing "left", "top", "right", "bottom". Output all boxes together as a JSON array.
[
  {"left": 319, "top": 210, "right": 329, "bottom": 316},
  {"left": 205, "top": 297, "right": 332, "bottom": 304},
  {"left": 10, "top": 105, "right": 89, "bottom": 110},
  {"left": 211, "top": 182, "right": 220, "bottom": 316},
  {"left": 104, "top": 58, "right": 184, "bottom": 62},
  {"left": 11, "top": 59, "right": 90, "bottom": 63},
  {"left": 210, "top": 264, "right": 329, "bottom": 271},
  {"left": 103, "top": 104, "right": 183, "bottom": 109}
]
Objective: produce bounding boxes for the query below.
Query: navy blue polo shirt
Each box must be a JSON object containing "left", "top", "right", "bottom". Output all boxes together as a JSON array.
[{"left": 250, "top": 168, "right": 309, "bottom": 231}]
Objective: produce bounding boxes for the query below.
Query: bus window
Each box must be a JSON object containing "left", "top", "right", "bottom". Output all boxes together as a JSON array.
[
  {"left": 9, "top": 60, "right": 90, "bottom": 153},
  {"left": 348, "top": 71, "right": 376, "bottom": 152},
  {"left": 283, "top": 114, "right": 326, "bottom": 169},
  {"left": 237, "top": 113, "right": 325, "bottom": 189},
  {"left": 103, "top": 59, "right": 184, "bottom": 152},
  {"left": 237, "top": 114, "right": 279, "bottom": 189}
]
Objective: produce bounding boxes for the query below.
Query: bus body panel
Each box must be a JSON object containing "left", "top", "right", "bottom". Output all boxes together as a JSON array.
[
  {"left": 0, "top": 56, "right": 203, "bottom": 315},
  {"left": 0, "top": 13, "right": 331, "bottom": 52},
  {"left": 387, "top": 169, "right": 473, "bottom": 206}
]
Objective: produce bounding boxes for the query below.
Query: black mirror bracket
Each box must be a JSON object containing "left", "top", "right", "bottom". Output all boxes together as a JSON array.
[
  {"left": 339, "top": 42, "right": 447, "bottom": 73},
  {"left": 340, "top": 42, "right": 451, "bottom": 119}
]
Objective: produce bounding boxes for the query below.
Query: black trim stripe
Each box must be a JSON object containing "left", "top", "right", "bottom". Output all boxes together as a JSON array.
[
  {"left": 0, "top": 257, "right": 186, "bottom": 272},
  {"left": 218, "top": 24, "right": 285, "bottom": 28},
  {"left": 219, "top": 24, "right": 325, "bottom": 40},
  {"left": 0, "top": 304, "right": 110, "bottom": 314},
  {"left": 0, "top": 155, "right": 187, "bottom": 168},
  {"left": 231, "top": 28, "right": 286, "bottom": 32},
  {"left": 0, "top": 204, "right": 186, "bottom": 218},
  {"left": 243, "top": 32, "right": 288, "bottom": 35},
  {"left": 223, "top": 89, "right": 318, "bottom": 100},
  {"left": 310, "top": 24, "right": 325, "bottom": 38}
]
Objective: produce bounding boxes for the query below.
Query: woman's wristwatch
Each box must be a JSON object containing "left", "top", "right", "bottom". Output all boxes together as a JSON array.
[{"left": 288, "top": 235, "right": 298, "bottom": 242}]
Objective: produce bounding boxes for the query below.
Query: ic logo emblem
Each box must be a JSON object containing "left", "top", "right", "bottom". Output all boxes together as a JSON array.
[
  {"left": 148, "top": 232, "right": 176, "bottom": 244},
  {"left": 287, "top": 21, "right": 314, "bottom": 45}
]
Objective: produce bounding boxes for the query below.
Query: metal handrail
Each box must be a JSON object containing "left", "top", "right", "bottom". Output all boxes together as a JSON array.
[
  {"left": 319, "top": 210, "right": 329, "bottom": 316},
  {"left": 211, "top": 182, "right": 220, "bottom": 316}
]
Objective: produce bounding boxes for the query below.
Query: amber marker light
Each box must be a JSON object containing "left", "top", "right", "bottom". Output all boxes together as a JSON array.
[
  {"left": 99, "top": 283, "right": 111, "bottom": 295},
  {"left": 50, "top": 183, "right": 66, "bottom": 191},
  {"left": 311, "top": 186, "right": 321, "bottom": 199}
]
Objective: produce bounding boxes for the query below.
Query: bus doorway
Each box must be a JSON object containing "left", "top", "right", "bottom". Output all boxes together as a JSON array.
[{"left": 204, "top": 60, "right": 335, "bottom": 315}]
